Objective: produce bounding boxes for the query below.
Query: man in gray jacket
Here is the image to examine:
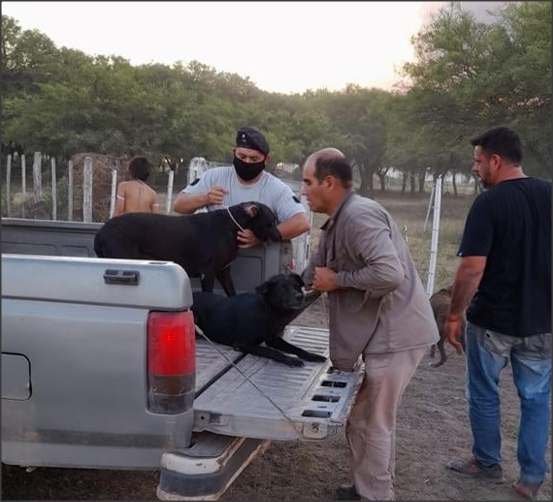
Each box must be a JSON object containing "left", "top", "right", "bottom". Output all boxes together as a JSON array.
[{"left": 301, "top": 148, "right": 439, "bottom": 501}]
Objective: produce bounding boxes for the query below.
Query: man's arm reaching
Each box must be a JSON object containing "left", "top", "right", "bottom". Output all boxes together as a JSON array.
[{"left": 444, "top": 256, "right": 486, "bottom": 353}]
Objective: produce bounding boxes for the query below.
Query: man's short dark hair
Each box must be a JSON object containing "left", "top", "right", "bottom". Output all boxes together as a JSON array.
[
  {"left": 314, "top": 156, "right": 353, "bottom": 189},
  {"left": 470, "top": 127, "right": 522, "bottom": 164},
  {"left": 128, "top": 156, "right": 151, "bottom": 181}
]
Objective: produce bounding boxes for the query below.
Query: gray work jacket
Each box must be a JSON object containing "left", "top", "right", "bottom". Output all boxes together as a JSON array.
[{"left": 303, "top": 192, "right": 439, "bottom": 371}]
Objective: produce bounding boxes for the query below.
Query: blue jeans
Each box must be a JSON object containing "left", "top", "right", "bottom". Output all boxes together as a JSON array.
[{"left": 465, "top": 322, "right": 551, "bottom": 485}]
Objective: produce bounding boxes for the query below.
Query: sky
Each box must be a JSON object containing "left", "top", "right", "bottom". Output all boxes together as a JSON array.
[{"left": 2, "top": 1, "right": 506, "bottom": 95}]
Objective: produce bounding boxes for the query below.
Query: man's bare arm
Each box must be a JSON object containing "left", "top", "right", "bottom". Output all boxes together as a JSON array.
[
  {"left": 174, "top": 186, "right": 228, "bottom": 214},
  {"left": 237, "top": 212, "right": 310, "bottom": 248},
  {"left": 277, "top": 213, "right": 310, "bottom": 241},
  {"left": 444, "top": 256, "right": 486, "bottom": 353},
  {"left": 173, "top": 192, "right": 208, "bottom": 214}
]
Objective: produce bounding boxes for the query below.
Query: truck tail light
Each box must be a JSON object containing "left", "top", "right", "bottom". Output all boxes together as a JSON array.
[{"left": 147, "top": 310, "right": 195, "bottom": 414}]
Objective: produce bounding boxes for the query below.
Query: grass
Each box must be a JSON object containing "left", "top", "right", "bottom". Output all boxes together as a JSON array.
[{"left": 308, "top": 191, "right": 475, "bottom": 293}]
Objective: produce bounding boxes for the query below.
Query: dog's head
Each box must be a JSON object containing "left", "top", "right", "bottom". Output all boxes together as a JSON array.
[
  {"left": 255, "top": 273, "right": 306, "bottom": 310},
  {"left": 429, "top": 285, "right": 453, "bottom": 317},
  {"left": 432, "top": 284, "right": 453, "bottom": 299},
  {"left": 236, "top": 202, "right": 281, "bottom": 242}
]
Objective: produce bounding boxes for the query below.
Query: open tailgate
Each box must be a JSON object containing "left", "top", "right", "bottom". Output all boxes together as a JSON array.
[{"left": 193, "top": 325, "right": 364, "bottom": 441}]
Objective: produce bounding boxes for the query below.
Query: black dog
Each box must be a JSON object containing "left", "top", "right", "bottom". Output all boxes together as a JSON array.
[
  {"left": 94, "top": 202, "right": 281, "bottom": 296},
  {"left": 192, "top": 273, "right": 326, "bottom": 367}
]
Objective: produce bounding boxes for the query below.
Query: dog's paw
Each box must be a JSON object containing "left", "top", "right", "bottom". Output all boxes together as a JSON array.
[
  {"left": 284, "top": 357, "right": 304, "bottom": 367},
  {"left": 302, "top": 353, "right": 327, "bottom": 363}
]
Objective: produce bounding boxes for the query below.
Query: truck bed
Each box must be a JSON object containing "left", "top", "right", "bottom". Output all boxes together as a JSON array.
[
  {"left": 194, "top": 326, "right": 362, "bottom": 441},
  {"left": 2, "top": 217, "right": 364, "bottom": 448}
]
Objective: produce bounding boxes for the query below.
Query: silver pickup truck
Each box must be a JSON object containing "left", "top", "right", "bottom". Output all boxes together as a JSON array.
[{"left": 1, "top": 217, "right": 363, "bottom": 501}]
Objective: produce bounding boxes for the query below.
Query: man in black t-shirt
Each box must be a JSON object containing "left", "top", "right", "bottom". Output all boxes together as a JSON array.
[{"left": 444, "top": 127, "right": 551, "bottom": 500}]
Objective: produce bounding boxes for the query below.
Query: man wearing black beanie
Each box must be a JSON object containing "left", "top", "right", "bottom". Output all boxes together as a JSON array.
[{"left": 174, "top": 127, "right": 310, "bottom": 248}]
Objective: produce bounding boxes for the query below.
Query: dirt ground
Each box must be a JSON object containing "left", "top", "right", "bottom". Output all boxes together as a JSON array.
[{"left": 2, "top": 192, "right": 551, "bottom": 501}]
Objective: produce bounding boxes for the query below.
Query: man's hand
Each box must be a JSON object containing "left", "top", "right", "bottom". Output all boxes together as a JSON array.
[
  {"left": 313, "top": 267, "right": 338, "bottom": 292},
  {"left": 237, "top": 229, "right": 261, "bottom": 248},
  {"left": 444, "top": 315, "right": 464, "bottom": 354},
  {"left": 205, "top": 186, "right": 228, "bottom": 206}
]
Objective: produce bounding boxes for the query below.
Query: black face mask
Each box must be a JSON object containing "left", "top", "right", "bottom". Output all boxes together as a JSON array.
[{"left": 233, "top": 156, "right": 265, "bottom": 181}]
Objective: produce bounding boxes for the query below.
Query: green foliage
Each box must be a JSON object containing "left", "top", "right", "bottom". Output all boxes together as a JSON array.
[
  {"left": 2, "top": 4, "right": 550, "bottom": 187},
  {"left": 401, "top": 1, "right": 551, "bottom": 176}
]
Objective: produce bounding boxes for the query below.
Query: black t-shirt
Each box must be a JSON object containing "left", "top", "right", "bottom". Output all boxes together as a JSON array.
[{"left": 458, "top": 177, "right": 551, "bottom": 337}]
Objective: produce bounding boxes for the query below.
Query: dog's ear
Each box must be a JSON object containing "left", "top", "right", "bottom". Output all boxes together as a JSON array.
[
  {"left": 255, "top": 280, "right": 271, "bottom": 297},
  {"left": 256, "top": 274, "right": 281, "bottom": 297},
  {"left": 243, "top": 203, "right": 259, "bottom": 218},
  {"left": 292, "top": 273, "right": 304, "bottom": 288}
]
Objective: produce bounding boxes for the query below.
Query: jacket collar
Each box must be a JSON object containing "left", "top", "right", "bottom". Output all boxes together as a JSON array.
[{"left": 320, "top": 190, "right": 355, "bottom": 231}]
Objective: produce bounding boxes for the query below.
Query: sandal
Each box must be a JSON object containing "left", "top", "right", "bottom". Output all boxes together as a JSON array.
[{"left": 446, "top": 457, "right": 504, "bottom": 481}]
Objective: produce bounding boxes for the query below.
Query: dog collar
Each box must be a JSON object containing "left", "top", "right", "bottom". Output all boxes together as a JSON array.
[{"left": 227, "top": 207, "right": 246, "bottom": 232}]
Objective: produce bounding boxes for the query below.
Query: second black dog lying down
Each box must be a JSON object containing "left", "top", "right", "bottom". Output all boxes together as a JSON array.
[
  {"left": 192, "top": 273, "right": 327, "bottom": 367},
  {"left": 94, "top": 201, "right": 281, "bottom": 296}
]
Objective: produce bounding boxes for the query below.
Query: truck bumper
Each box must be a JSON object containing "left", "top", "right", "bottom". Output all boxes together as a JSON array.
[{"left": 157, "top": 432, "right": 270, "bottom": 501}]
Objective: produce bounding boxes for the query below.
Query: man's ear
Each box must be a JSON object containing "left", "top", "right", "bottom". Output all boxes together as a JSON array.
[
  {"left": 265, "top": 154, "right": 271, "bottom": 164},
  {"left": 244, "top": 203, "right": 259, "bottom": 218},
  {"left": 323, "top": 175, "right": 335, "bottom": 189}
]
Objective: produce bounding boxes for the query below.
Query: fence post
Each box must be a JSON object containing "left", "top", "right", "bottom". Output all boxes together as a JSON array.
[
  {"left": 426, "top": 175, "right": 443, "bottom": 297},
  {"left": 20, "top": 154, "right": 26, "bottom": 217},
  {"left": 83, "top": 156, "right": 93, "bottom": 222},
  {"left": 109, "top": 167, "right": 117, "bottom": 219},
  {"left": 33, "top": 152, "right": 42, "bottom": 202},
  {"left": 67, "top": 160, "right": 73, "bottom": 221},
  {"left": 51, "top": 157, "right": 57, "bottom": 220},
  {"left": 423, "top": 180, "right": 436, "bottom": 232},
  {"left": 6, "top": 154, "right": 12, "bottom": 217},
  {"left": 166, "top": 168, "right": 175, "bottom": 214}
]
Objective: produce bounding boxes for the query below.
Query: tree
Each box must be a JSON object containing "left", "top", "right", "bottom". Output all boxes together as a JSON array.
[
  {"left": 1, "top": 15, "right": 60, "bottom": 106},
  {"left": 310, "top": 86, "right": 391, "bottom": 195},
  {"left": 401, "top": 2, "right": 551, "bottom": 177},
  {"left": 3, "top": 5, "right": 549, "bottom": 185}
]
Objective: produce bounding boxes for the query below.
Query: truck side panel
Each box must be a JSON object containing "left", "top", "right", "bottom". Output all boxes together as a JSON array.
[
  {"left": 1, "top": 299, "right": 194, "bottom": 468},
  {"left": 1, "top": 255, "right": 195, "bottom": 469},
  {"left": 0, "top": 218, "right": 286, "bottom": 293}
]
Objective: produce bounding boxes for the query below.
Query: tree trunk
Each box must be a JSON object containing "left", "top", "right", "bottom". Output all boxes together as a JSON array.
[
  {"left": 409, "top": 170, "right": 416, "bottom": 194},
  {"left": 358, "top": 173, "right": 368, "bottom": 196},
  {"left": 418, "top": 168, "right": 426, "bottom": 193},
  {"left": 452, "top": 169, "right": 458, "bottom": 197},
  {"left": 472, "top": 173, "right": 480, "bottom": 195},
  {"left": 377, "top": 173, "right": 386, "bottom": 192},
  {"left": 358, "top": 164, "right": 375, "bottom": 197},
  {"left": 401, "top": 170, "right": 408, "bottom": 194}
]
